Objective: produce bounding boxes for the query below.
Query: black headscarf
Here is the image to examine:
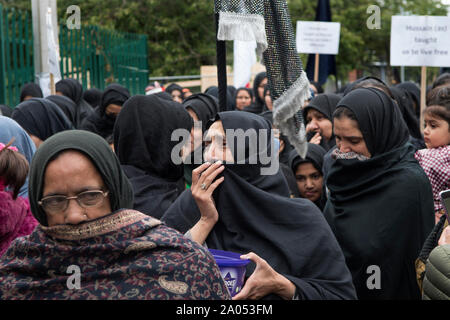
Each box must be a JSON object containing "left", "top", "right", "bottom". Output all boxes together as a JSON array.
[
  {"left": 303, "top": 93, "right": 341, "bottom": 151},
  {"left": 20, "top": 83, "right": 43, "bottom": 102},
  {"left": 165, "top": 84, "right": 184, "bottom": 99},
  {"left": 389, "top": 86, "right": 423, "bottom": 140},
  {"left": 55, "top": 79, "right": 84, "bottom": 105},
  {"left": 100, "top": 84, "right": 130, "bottom": 114},
  {"left": 336, "top": 88, "right": 410, "bottom": 156},
  {"left": 28, "top": 130, "right": 134, "bottom": 226},
  {"left": 251, "top": 72, "right": 267, "bottom": 114},
  {"left": 0, "top": 105, "right": 12, "bottom": 117},
  {"left": 162, "top": 111, "right": 357, "bottom": 300},
  {"left": 396, "top": 82, "right": 421, "bottom": 119},
  {"left": 324, "top": 87, "right": 435, "bottom": 299},
  {"left": 204, "top": 86, "right": 234, "bottom": 111},
  {"left": 80, "top": 84, "right": 130, "bottom": 139},
  {"left": 83, "top": 88, "right": 103, "bottom": 108},
  {"left": 46, "top": 95, "right": 79, "bottom": 127},
  {"left": 183, "top": 93, "right": 219, "bottom": 132},
  {"left": 113, "top": 95, "right": 193, "bottom": 218},
  {"left": 12, "top": 98, "right": 74, "bottom": 141},
  {"left": 55, "top": 78, "right": 94, "bottom": 124},
  {"left": 288, "top": 144, "right": 327, "bottom": 210}
]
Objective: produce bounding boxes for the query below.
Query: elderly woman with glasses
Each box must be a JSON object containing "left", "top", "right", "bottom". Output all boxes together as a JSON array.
[{"left": 0, "top": 130, "right": 230, "bottom": 300}]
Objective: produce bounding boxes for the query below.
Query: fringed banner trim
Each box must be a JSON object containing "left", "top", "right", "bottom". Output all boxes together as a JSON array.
[
  {"left": 217, "top": 12, "right": 268, "bottom": 58},
  {"left": 273, "top": 72, "right": 311, "bottom": 159}
]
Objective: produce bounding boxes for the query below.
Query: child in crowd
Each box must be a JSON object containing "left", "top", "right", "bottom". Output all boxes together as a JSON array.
[
  {"left": 415, "top": 102, "right": 450, "bottom": 224},
  {"left": 0, "top": 139, "right": 38, "bottom": 256}
]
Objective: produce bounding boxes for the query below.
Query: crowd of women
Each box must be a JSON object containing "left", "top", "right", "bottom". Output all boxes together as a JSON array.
[{"left": 0, "top": 70, "right": 449, "bottom": 300}]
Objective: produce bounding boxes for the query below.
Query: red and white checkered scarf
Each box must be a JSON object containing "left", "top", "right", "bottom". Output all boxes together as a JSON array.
[{"left": 415, "top": 145, "right": 450, "bottom": 214}]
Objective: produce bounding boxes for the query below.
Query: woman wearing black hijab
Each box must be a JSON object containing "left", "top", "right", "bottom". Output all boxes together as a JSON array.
[
  {"left": 389, "top": 86, "right": 425, "bottom": 149},
  {"left": 11, "top": 98, "right": 74, "bottom": 148},
  {"left": 182, "top": 93, "right": 220, "bottom": 187},
  {"left": 204, "top": 86, "right": 234, "bottom": 111},
  {"left": 46, "top": 95, "right": 79, "bottom": 128},
  {"left": 289, "top": 144, "right": 327, "bottom": 211},
  {"left": 55, "top": 78, "right": 94, "bottom": 124},
  {"left": 113, "top": 95, "right": 193, "bottom": 219},
  {"left": 303, "top": 93, "right": 341, "bottom": 151},
  {"left": 80, "top": 84, "right": 130, "bottom": 139},
  {"left": 324, "top": 87, "right": 435, "bottom": 300},
  {"left": 165, "top": 83, "right": 184, "bottom": 103},
  {"left": 251, "top": 71, "right": 267, "bottom": 114},
  {"left": 19, "top": 83, "right": 43, "bottom": 102},
  {"left": 162, "top": 111, "right": 357, "bottom": 300},
  {"left": 397, "top": 82, "right": 421, "bottom": 119},
  {"left": 82, "top": 88, "right": 103, "bottom": 109}
]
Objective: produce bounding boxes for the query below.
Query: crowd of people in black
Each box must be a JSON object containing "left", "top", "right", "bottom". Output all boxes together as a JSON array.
[{"left": 0, "top": 70, "right": 449, "bottom": 300}]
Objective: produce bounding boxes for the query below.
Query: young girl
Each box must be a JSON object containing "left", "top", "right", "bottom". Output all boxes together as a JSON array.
[
  {"left": 0, "top": 139, "right": 38, "bottom": 256},
  {"left": 415, "top": 100, "right": 450, "bottom": 224}
]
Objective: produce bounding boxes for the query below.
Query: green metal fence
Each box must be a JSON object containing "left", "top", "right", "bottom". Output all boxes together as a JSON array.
[
  {"left": 0, "top": 5, "right": 35, "bottom": 107},
  {"left": 0, "top": 5, "right": 149, "bottom": 107}
]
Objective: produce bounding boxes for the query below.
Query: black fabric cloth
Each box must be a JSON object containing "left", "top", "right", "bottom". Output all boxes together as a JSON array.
[
  {"left": 12, "top": 98, "right": 74, "bottom": 141},
  {"left": 45, "top": 95, "right": 79, "bottom": 128},
  {"left": 55, "top": 78, "right": 94, "bottom": 124},
  {"left": 343, "top": 76, "right": 387, "bottom": 96},
  {"left": 0, "top": 105, "right": 12, "bottom": 117},
  {"left": 100, "top": 84, "right": 130, "bottom": 114},
  {"left": 20, "top": 83, "right": 43, "bottom": 102},
  {"left": 279, "top": 162, "right": 300, "bottom": 198},
  {"left": 396, "top": 82, "right": 421, "bottom": 119},
  {"left": 323, "top": 88, "right": 435, "bottom": 300},
  {"left": 121, "top": 165, "right": 183, "bottom": 219},
  {"left": 114, "top": 95, "right": 193, "bottom": 217},
  {"left": 56, "top": 79, "right": 84, "bottom": 105},
  {"left": 227, "top": 86, "right": 237, "bottom": 109},
  {"left": 162, "top": 111, "right": 357, "bottom": 300},
  {"left": 80, "top": 84, "right": 130, "bottom": 139},
  {"left": 183, "top": 93, "right": 220, "bottom": 132},
  {"left": 83, "top": 88, "right": 103, "bottom": 108},
  {"left": 389, "top": 86, "right": 423, "bottom": 140},
  {"left": 28, "top": 130, "right": 134, "bottom": 226},
  {"left": 336, "top": 88, "right": 410, "bottom": 156},
  {"left": 205, "top": 86, "right": 234, "bottom": 111},
  {"left": 165, "top": 83, "right": 184, "bottom": 97},
  {"left": 289, "top": 143, "right": 328, "bottom": 211},
  {"left": 303, "top": 93, "right": 341, "bottom": 151},
  {"left": 251, "top": 71, "right": 267, "bottom": 114}
]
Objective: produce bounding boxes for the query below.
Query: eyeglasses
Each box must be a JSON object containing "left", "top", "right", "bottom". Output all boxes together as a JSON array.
[{"left": 38, "top": 190, "right": 109, "bottom": 214}]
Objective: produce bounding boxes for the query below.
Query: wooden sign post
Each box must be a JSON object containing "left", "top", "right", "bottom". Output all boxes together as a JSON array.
[{"left": 390, "top": 15, "right": 450, "bottom": 134}]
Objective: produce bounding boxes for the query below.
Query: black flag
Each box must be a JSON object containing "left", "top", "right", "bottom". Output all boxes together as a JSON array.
[{"left": 306, "top": 0, "right": 337, "bottom": 85}]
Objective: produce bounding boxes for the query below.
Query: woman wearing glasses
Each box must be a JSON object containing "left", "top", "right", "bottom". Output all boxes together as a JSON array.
[{"left": 0, "top": 130, "right": 230, "bottom": 300}]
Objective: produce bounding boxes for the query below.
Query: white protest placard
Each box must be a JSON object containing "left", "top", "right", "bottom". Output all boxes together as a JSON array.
[
  {"left": 296, "top": 21, "right": 341, "bottom": 55},
  {"left": 391, "top": 16, "right": 450, "bottom": 67}
]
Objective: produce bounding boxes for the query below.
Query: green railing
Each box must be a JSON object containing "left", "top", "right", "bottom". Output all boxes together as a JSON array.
[
  {"left": 0, "top": 5, "right": 35, "bottom": 107},
  {"left": 0, "top": 5, "right": 149, "bottom": 107},
  {"left": 59, "top": 25, "right": 149, "bottom": 95}
]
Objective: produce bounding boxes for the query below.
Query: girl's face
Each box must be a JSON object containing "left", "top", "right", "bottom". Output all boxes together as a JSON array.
[
  {"left": 423, "top": 113, "right": 450, "bottom": 149},
  {"left": 295, "top": 162, "right": 323, "bottom": 203},
  {"left": 235, "top": 90, "right": 252, "bottom": 111}
]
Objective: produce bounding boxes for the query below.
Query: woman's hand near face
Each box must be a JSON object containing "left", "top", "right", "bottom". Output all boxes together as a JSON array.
[
  {"left": 233, "top": 252, "right": 296, "bottom": 300},
  {"left": 309, "top": 132, "right": 322, "bottom": 145},
  {"left": 189, "top": 161, "right": 225, "bottom": 245}
]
